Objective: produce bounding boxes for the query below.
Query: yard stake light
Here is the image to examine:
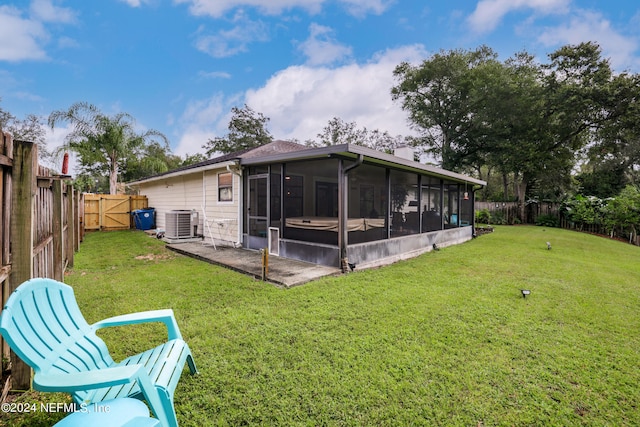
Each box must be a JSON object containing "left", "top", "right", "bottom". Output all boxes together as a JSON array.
[{"left": 521, "top": 289, "right": 531, "bottom": 298}]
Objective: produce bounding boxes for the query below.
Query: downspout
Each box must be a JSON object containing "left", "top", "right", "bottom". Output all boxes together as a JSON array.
[
  {"left": 471, "top": 183, "right": 484, "bottom": 237},
  {"left": 339, "top": 154, "right": 364, "bottom": 272},
  {"left": 227, "top": 162, "right": 243, "bottom": 247},
  {"left": 202, "top": 171, "right": 206, "bottom": 236}
]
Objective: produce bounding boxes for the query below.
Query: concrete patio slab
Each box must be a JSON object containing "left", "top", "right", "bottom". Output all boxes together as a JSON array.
[{"left": 165, "top": 242, "right": 341, "bottom": 288}]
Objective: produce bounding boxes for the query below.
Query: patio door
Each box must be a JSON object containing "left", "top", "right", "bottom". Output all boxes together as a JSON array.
[{"left": 248, "top": 175, "right": 268, "bottom": 248}]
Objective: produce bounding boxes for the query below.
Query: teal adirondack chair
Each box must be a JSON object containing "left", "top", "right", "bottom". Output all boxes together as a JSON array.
[{"left": 0, "top": 278, "right": 198, "bottom": 427}]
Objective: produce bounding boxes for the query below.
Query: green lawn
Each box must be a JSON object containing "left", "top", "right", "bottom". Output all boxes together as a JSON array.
[{"left": 3, "top": 226, "right": 640, "bottom": 426}]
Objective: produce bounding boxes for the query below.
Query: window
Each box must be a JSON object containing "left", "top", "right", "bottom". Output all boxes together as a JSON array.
[{"left": 218, "top": 172, "right": 233, "bottom": 202}]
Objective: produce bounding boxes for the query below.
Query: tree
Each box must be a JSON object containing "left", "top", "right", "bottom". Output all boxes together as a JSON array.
[
  {"left": 563, "top": 194, "right": 606, "bottom": 231},
  {"left": 581, "top": 72, "right": 640, "bottom": 191},
  {"left": 202, "top": 104, "right": 272, "bottom": 156},
  {"left": 393, "top": 42, "right": 623, "bottom": 223},
  {"left": 391, "top": 45, "right": 499, "bottom": 171},
  {"left": 311, "top": 116, "right": 407, "bottom": 153},
  {"left": 575, "top": 161, "right": 627, "bottom": 198},
  {"left": 0, "top": 99, "right": 53, "bottom": 166},
  {"left": 604, "top": 185, "right": 640, "bottom": 241},
  {"left": 49, "top": 102, "right": 169, "bottom": 194},
  {"left": 491, "top": 43, "right": 615, "bottom": 218},
  {"left": 122, "top": 141, "right": 182, "bottom": 183}
]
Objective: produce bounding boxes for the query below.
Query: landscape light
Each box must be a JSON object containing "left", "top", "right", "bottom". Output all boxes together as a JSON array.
[{"left": 521, "top": 289, "right": 531, "bottom": 298}]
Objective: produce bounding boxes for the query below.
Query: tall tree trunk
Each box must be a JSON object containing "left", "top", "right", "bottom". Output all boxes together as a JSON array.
[
  {"left": 502, "top": 172, "right": 509, "bottom": 201},
  {"left": 515, "top": 174, "right": 527, "bottom": 223},
  {"left": 109, "top": 159, "right": 118, "bottom": 195}
]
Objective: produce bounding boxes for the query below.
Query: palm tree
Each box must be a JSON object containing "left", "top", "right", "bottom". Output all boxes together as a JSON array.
[{"left": 48, "top": 102, "right": 169, "bottom": 194}]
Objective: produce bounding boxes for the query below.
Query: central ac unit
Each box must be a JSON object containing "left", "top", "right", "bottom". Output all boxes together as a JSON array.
[{"left": 165, "top": 210, "right": 199, "bottom": 239}]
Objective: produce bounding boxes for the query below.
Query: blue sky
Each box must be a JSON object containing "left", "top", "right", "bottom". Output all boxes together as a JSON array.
[{"left": 1, "top": 0, "right": 639, "bottom": 164}]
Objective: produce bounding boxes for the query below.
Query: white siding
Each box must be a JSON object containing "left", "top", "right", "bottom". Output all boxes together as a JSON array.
[
  {"left": 202, "top": 170, "right": 241, "bottom": 245},
  {"left": 135, "top": 166, "right": 242, "bottom": 245}
]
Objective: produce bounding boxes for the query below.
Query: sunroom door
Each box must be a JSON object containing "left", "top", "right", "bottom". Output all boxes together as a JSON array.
[{"left": 247, "top": 175, "right": 268, "bottom": 248}]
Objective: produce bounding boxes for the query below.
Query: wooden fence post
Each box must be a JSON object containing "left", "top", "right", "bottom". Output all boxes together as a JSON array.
[
  {"left": 66, "top": 184, "right": 75, "bottom": 268},
  {"left": 78, "top": 192, "right": 84, "bottom": 244},
  {"left": 10, "top": 140, "right": 36, "bottom": 391},
  {"left": 53, "top": 179, "right": 64, "bottom": 282},
  {"left": 0, "top": 131, "right": 13, "bottom": 370}
]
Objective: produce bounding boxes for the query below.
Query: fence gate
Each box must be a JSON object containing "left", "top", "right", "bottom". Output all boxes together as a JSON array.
[
  {"left": 84, "top": 194, "right": 148, "bottom": 231},
  {"left": 103, "top": 195, "right": 131, "bottom": 230}
]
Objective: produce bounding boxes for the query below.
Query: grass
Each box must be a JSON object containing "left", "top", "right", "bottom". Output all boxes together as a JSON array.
[{"left": 2, "top": 226, "right": 640, "bottom": 426}]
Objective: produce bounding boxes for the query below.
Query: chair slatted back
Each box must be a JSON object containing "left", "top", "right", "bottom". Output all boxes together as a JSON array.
[{"left": 0, "top": 278, "right": 115, "bottom": 377}]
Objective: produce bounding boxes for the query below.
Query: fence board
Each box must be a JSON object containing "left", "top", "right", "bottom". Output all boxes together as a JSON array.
[
  {"left": 0, "top": 132, "right": 82, "bottom": 392},
  {"left": 0, "top": 131, "right": 12, "bottom": 365},
  {"left": 9, "top": 140, "right": 36, "bottom": 389},
  {"left": 84, "top": 194, "right": 101, "bottom": 230},
  {"left": 83, "top": 194, "right": 148, "bottom": 231},
  {"left": 102, "top": 195, "right": 132, "bottom": 230}
]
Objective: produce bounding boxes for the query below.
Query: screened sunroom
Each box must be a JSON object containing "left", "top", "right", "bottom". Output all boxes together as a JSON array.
[{"left": 241, "top": 144, "right": 485, "bottom": 271}]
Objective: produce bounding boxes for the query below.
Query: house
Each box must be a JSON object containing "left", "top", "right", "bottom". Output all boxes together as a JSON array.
[{"left": 128, "top": 141, "right": 486, "bottom": 271}]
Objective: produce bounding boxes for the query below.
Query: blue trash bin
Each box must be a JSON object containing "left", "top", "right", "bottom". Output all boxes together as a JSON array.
[{"left": 132, "top": 208, "right": 155, "bottom": 230}]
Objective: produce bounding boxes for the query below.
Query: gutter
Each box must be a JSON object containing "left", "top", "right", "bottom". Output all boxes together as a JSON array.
[{"left": 227, "top": 161, "right": 243, "bottom": 247}]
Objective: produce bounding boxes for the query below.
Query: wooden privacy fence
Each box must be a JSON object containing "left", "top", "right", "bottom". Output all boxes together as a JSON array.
[
  {"left": 1, "top": 131, "right": 82, "bottom": 392},
  {"left": 476, "top": 201, "right": 560, "bottom": 225},
  {"left": 84, "top": 194, "right": 148, "bottom": 231}
]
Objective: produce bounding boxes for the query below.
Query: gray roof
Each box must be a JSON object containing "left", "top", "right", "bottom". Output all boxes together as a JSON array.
[
  {"left": 129, "top": 140, "right": 485, "bottom": 187},
  {"left": 240, "top": 143, "right": 486, "bottom": 186},
  {"left": 239, "top": 140, "right": 311, "bottom": 158},
  {"left": 128, "top": 140, "right": 308, "bottom": 184}
]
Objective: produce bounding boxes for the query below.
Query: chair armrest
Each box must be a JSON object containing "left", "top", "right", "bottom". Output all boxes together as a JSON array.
[
  {"left": 92, "top": 309, "right": 183, "bottom": 340},
  {"left": 34, "top": 365, "right": 145, "bottom": 392},
  {"left": 35, "top": 364, "right": 170, "bottom": 424}
]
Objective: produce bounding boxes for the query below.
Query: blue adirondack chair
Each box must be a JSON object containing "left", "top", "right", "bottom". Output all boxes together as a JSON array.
[{"left": 0, "top": 278, "right": 198, "bottom": 427}]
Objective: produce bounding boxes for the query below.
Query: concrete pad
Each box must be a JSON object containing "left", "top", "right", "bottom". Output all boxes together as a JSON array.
[{"left": 166, "top": 243, "right": 341, "bottom": 288}]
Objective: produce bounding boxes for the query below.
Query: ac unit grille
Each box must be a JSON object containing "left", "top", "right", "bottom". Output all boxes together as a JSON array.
[{"left": 166, "top": 210, "right": 195, "bottom": 238}]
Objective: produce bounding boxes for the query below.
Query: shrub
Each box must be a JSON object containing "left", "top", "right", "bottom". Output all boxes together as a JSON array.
[
  {"left": 476, "top": 208, "right": 491, "bottom": 224},
  {"left": 491, "top": 210, "right": 508, "bottom": 225},
  {"left": 535, "top": 214, "right": 559, "bottom": 227}
]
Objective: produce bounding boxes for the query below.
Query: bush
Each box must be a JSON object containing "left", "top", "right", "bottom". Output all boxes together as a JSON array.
[
  {"left": 536, "top": 214, "right": 559, "bottom": 227},
  {"left": 476, "top": 208, "right": 491, "bottom": 224},
  {"left": 491, "top": 210, "right": 508, "bottom": 225}
]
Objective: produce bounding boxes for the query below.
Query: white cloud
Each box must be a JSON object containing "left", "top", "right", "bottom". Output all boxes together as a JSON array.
[
  {"left": 297, "top": 23, "right": 352, "bottom": 66},
  {"left": 245, "top": 44, "right": 428, "bottom": 142},
  {"left": 198, "top": 71, "right": 232, "bottom": 79},
  {"left": 0, "top": 5, "right": 48, "bottom": 61},
  {"left": 195, "top": 11, "right": 269, "bottom": 58},
  {"left": 174, "top": 0, "right": 390, "bottom": 18},
  {"left": 172, "top": 94, "right": 230, "bottom": 156},
  {"left": 467, "top": 0, "right": 570, "bottom": 34},
  {"left": 171, "top": 45, "right": 426, "bottom": 156},
  {"left": 57, "top": 35, "right": 80, "bottom": 49},
  {"left": 340, "top": 0, "right": 391, "bottom": 17},
  {"left": 537, "top": 10, "right": 640, "bottom": 72},
  {"left": 0, "top": 1, "right": 78, "bottom": 62},
  {"left": 118, "top": 0, "right": 152, "bottom": 7},
  {"left": 29, "top": 0, "right": 77, "bottom": 24}
]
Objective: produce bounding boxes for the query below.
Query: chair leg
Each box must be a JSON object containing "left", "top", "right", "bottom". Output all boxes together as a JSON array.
[
  {"left": 159, "top": 396, "right": 179, "bottom": 427},
  {"left": 187, "top": 353, "right": 199, "bottom": 375}
]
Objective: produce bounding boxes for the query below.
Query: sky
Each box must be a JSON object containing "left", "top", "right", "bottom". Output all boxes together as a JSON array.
[{"left": 1, "top": 0, "right": 639, "bottom": 168}]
